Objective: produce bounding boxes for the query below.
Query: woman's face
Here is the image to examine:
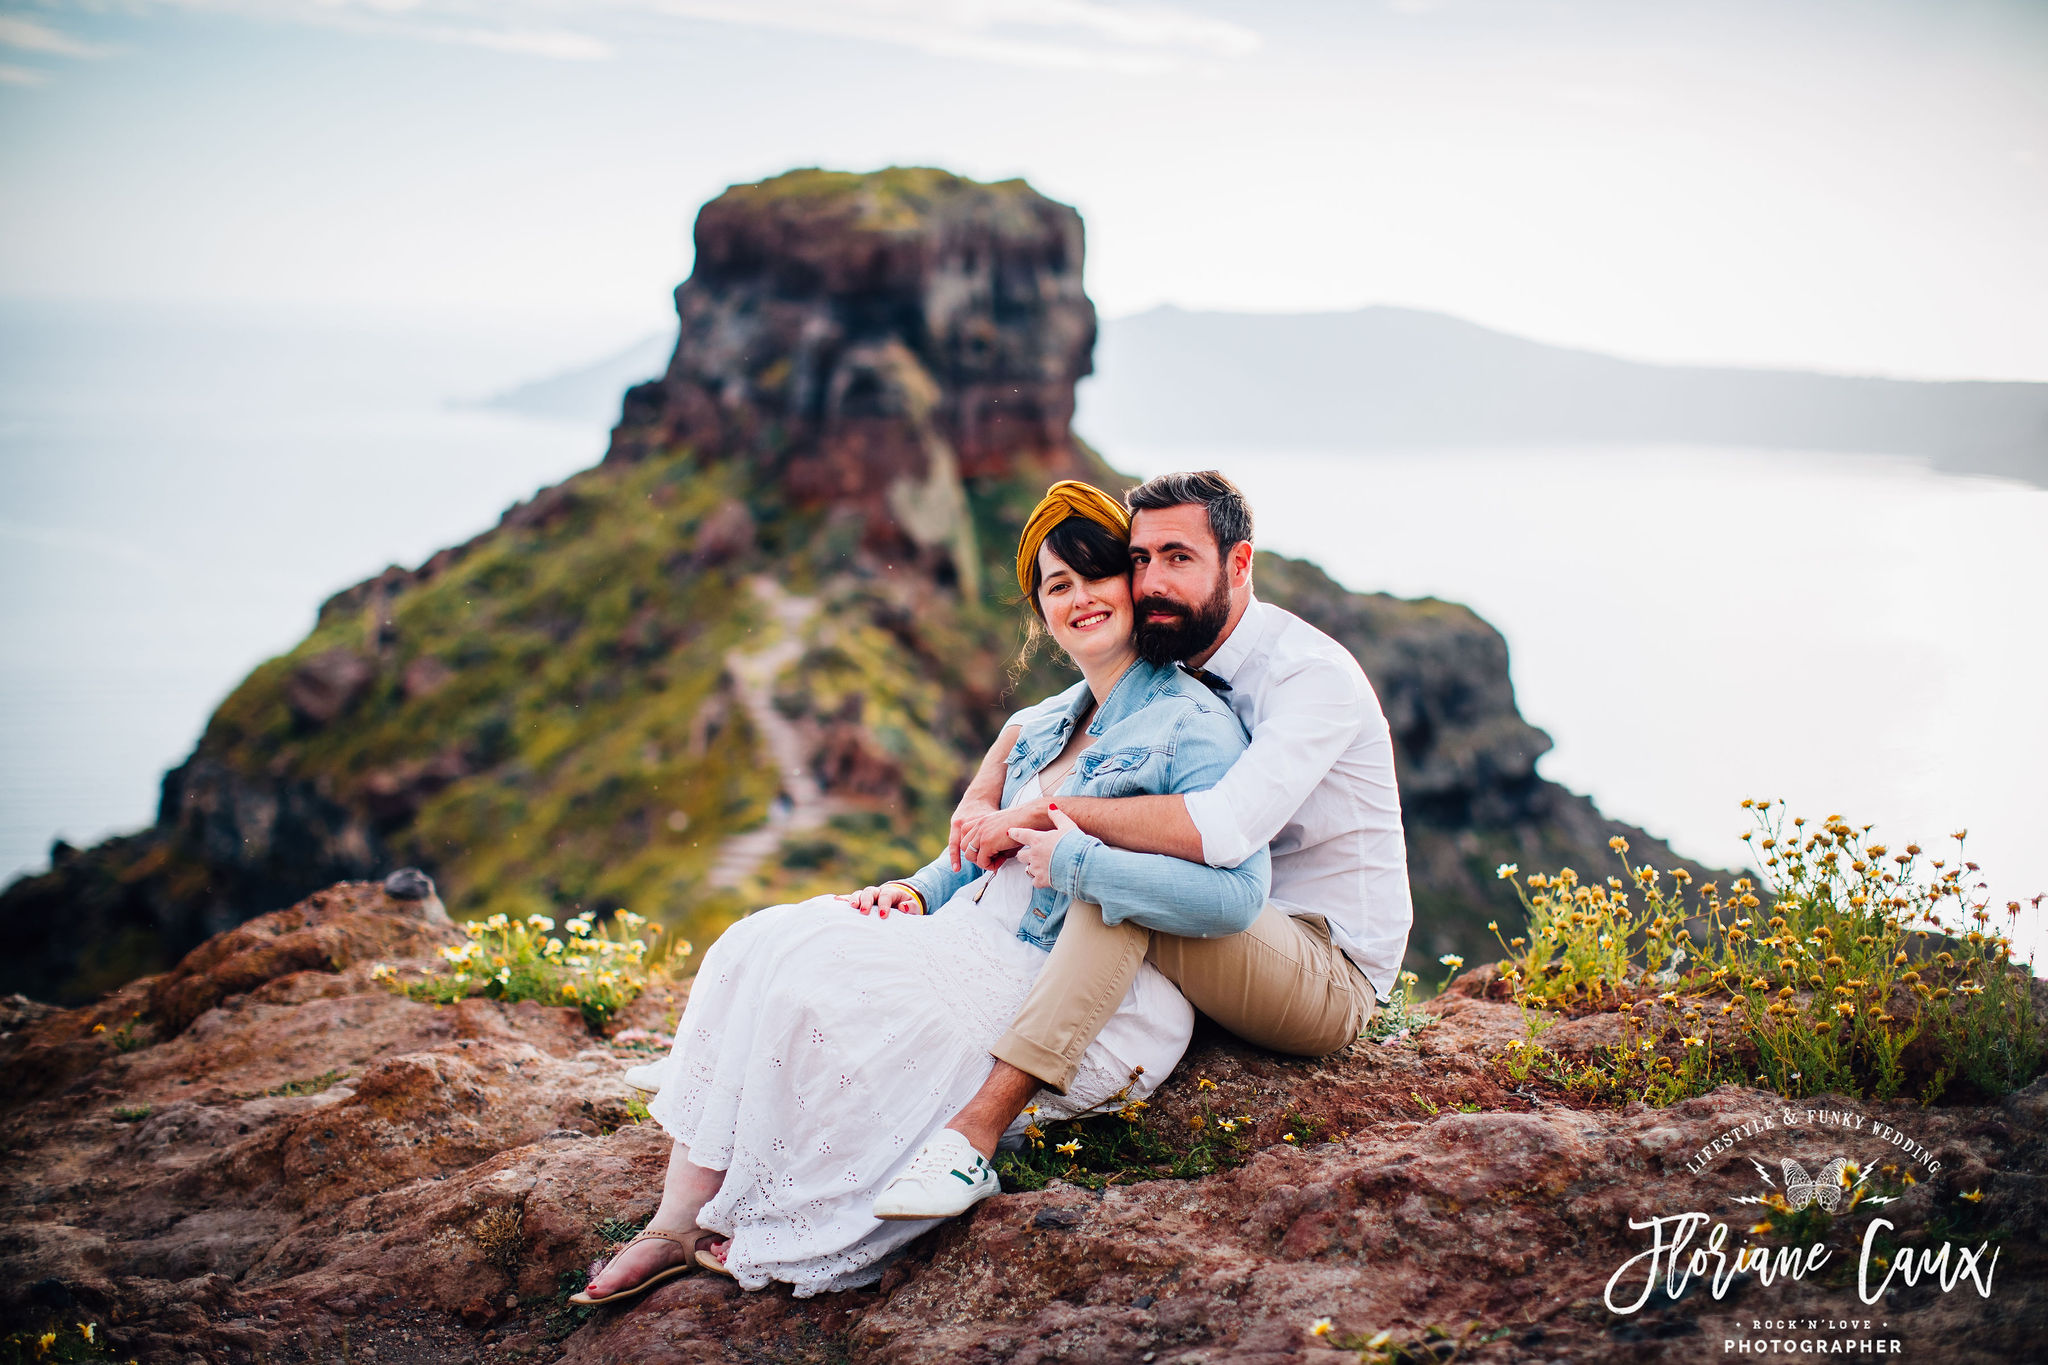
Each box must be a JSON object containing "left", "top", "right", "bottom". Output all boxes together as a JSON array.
[{"left": 1035, "top": 542, "right": 1135, "bottom": 670}]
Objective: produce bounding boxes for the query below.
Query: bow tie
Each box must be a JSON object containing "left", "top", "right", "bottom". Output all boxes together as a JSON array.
[{"left": 1179, "top": 663, "right": 1231, "bottom": 693}]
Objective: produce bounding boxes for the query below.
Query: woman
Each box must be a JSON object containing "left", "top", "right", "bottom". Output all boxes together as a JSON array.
[{"left": 574, "top": 481, "right": 1267, "bottom": 1303}]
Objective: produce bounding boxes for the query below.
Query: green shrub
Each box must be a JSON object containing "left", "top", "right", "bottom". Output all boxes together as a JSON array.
[
  {"left": 374, "top": 908, "right": 688, "bottom": 1029},
  {"left": 0, "top": 1321, "right": 121, "bottom": 1363},
  {"left": 1488, "top": 801, "right": 2041, "bottom": 1106},
  {"left": 996, "top": 1070, "right": 1257, "bottom": 1192}
]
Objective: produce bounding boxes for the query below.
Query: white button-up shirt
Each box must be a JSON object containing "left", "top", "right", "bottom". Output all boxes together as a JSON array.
[{"left": 1179, "top": 595, "right": 1413, "bottom": 999}]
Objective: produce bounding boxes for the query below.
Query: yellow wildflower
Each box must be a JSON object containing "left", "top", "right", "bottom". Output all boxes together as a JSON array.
[
  {"left": 1310, "top": 1317, "right": 1334, "bottom": 1338},
  {"left": 1056, "top": 1139, "right": 1081, "bottom": 1155}
]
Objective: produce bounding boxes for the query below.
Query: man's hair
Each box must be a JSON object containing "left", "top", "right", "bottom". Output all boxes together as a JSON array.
[{"left": 1125, "top": 470, "right": 1253, "bottom": 556}]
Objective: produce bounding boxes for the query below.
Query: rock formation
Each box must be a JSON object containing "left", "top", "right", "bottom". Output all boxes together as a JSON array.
[
  {"left": 608, "top": 167, "right": 1098, "bottom": 595},
  {"left": 3, "top": 884, "right": 2041, "bottom": 1362},
  {"left": 0, "top": 166, "right": 1704, "bottom": 1006}
]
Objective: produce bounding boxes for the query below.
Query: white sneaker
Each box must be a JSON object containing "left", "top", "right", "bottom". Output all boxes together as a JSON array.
[
  {"left": 872, "top": 1128, "right": 1001, "bottom": 1220},
  {"left": 623, "top": 1062, "right": 664, "bottom": 1094}
]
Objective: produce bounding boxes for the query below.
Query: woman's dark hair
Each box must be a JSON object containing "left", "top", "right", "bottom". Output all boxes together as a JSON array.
[
  {"left": 1024, "top": 514, "right": 1131, "bottom": 620},
  {"left": 1012, "top": 514, "right": 1131, "bottom": 676}
]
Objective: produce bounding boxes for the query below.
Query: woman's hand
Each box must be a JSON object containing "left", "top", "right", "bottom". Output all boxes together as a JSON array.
[
  {"left": 840, "top": 883, "right": 924, "bottom": 918},
  {"left": 959, "top": 797, "right": 1049, "bottom": 868},
  {"left": 1007, "top": 805, "right": 1081, "bottom": 889}
]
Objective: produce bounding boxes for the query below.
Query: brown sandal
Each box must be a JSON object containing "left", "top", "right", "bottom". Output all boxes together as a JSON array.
[
  {"left": 695, "top": 1246, "right": 735, "bottom": 1278},
  {"left": 567, "top": 1227, "right": 705, "bottom": 1306}
]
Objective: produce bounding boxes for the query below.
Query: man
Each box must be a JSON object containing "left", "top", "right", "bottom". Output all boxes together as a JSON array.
[{"left": 872, "top": 470, "right": 1412, "bottom": 1219}]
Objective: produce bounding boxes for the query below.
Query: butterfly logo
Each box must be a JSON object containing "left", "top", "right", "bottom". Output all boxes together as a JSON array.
[{"left": 1781, "top": 1156, "right": 1849, "bottom": 1211}]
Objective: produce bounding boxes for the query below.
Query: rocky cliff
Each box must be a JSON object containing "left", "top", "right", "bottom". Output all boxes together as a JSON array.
[
  {"left": 4, "top": 882, "right": 2041, "bottom": 1363},
  {"left": 0, "top": 166, "right": 1702, "bottom": 1006}
]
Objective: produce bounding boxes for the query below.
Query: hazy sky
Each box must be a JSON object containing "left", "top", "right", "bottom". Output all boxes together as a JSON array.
[{"left": 3, "top": 0, "right": 2046, "bottom": 379}]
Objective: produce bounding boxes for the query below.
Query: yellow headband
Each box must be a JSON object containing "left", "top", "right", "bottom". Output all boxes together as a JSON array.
[{"left": 1015, "top": 480, "right": 1131, "bottom": 597}]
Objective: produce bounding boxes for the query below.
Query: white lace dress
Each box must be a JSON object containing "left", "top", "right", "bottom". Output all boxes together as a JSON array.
[{"left": 640, "top": 780, "right": 1195, "bottom": 1295}]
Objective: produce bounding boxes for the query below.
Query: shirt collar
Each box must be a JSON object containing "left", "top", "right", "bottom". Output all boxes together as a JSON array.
[
  {"left": 1198, "top": 593, "right": 1264, "bottom": 685},
  {"left": 1048, "top": 659, "right": 1176, "bottom": 736}
]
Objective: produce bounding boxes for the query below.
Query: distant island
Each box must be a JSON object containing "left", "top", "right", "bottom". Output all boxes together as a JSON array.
[{"left": 486, "top": 306, "right": 2048, "bottom": 488}]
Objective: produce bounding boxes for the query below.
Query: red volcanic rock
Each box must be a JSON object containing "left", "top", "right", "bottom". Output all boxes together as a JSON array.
[
  {"left": 609, "top": 168, "right": 1097, "bottom": 591},
  {"left": 285, "top": 648, "right": 378, "bottom": 727},
  {"left": 1, "top": 884, "right": 2042, "bottom": 1364},
  {"left": 145, "top": 879, "right": 457, "bottom": 1036},
  {"left": 689, "top": 497, "right": 757, "bottom": 569},
  {"left": 358, "top": 749, "right": 472, "bottom": 826},
  {"left": 400, "top": 655, "right": 455, "bottom": 701}
]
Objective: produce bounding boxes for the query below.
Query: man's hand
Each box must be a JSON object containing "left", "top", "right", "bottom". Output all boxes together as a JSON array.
[
  {"left": 947, "top": 794, "right": 999, "bottom": 873},
  {"left": 946, "top": 723, "right": 1022, "bottom": 870},
  {"left": 1008, "top": 804, "right": 1081, "bottom": 889},
  {"left": 840, "top": 883, "right": 924, "bottom": 919},
  {"left": 960, "top": 796, "right": 1052, "bottom": 868}
]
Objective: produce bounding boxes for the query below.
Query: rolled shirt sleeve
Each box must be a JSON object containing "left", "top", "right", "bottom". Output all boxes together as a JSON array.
[
  {"left": 1058, "top": 696, "right": 1272, "bottom": 937},
  {"left": 1051, "top": 828, "right": 1269, "bottom": 938},
  {"left": 1181, "top": 658, "right": 1367, "bottom": 869}
]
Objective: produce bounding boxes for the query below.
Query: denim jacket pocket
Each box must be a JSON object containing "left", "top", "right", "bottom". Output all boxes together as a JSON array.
[{"left": 1075, "top": 745, "right": 1162, "bottom": 798}]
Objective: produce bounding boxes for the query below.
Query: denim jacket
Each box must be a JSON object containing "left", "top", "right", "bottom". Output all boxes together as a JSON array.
[{"left": 900, "top": 659, "right": 1271, "bottom": 950}]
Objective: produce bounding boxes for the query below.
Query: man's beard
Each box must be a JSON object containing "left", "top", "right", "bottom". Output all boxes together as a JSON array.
[{"left": 1134, "top": 570, "right": 1232, "bottom": 665}]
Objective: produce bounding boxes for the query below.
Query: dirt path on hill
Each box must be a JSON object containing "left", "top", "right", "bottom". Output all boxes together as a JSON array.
[{"left": 705, "top": 574, "right": 843, "bottom": 892}]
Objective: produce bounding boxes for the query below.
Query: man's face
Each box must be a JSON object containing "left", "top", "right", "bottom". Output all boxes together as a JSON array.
[{"left": 1129, "top": 504, "right": 1236, "bottom": 665}]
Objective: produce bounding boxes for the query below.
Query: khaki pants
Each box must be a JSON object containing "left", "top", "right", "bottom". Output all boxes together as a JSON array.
[{"left": 993, "top": 900, "right": 1377, "bottom": 1094}]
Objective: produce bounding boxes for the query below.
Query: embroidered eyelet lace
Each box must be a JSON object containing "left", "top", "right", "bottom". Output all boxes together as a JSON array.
[{"left": 641, "top": 778, "right": 1193, "bottom": 1295}]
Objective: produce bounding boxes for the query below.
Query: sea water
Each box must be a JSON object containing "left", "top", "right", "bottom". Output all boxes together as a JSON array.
[
  {"left": 3, "top": 303, "right": 2042, "bottom": 962},
  {"left": 1108, "top": 440, "right": 2048, "bottom": 961},
  {"left": 0, "top": 300, "right": 621, "bottom": 882}
]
